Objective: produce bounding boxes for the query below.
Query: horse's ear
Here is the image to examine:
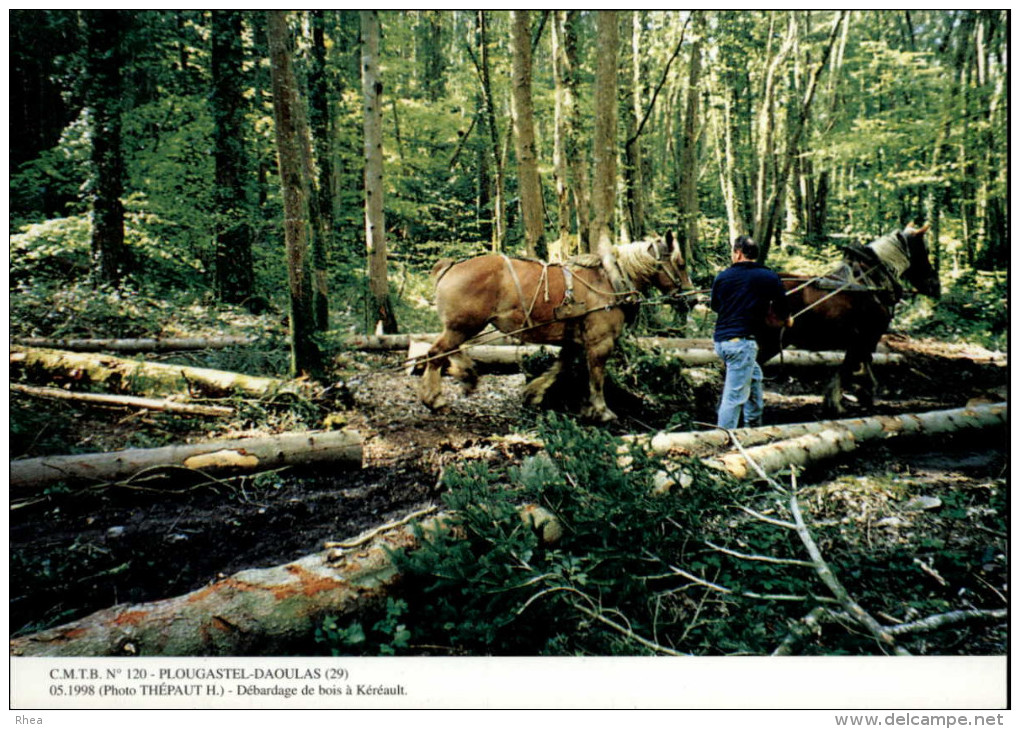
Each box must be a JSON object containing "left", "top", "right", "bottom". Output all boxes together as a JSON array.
[
  {"left": 915, "top": 223, "right": 930, "bottom": 235},
  {"left": 665, "top": 230, "right": 675, "bottom": 247}
]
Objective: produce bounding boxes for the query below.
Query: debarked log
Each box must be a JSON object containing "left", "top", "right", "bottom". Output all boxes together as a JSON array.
[
  {"left": 8, "top": 514, "right": 446, "bottom": 657},
  {"left": 11, "top": 335, "right": 258, "bottom": 353},
  {"left": 10, "top": 383, "right": 234, "bottom": 417},
  {"left": 11, "top": 346, "right": 305, "bottom": 399},
  {"left": 10, "top": 429, "right": 363, "bottom": 492},
  {"left": 651, "top": 402, "right": 1007, "bottom": 488},
  {"left": 404, "top": 341, "right": 902, "bottom": 371}
]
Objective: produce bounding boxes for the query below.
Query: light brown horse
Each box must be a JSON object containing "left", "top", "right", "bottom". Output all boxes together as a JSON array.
[
  {"left": 419, "top": 233, "right": 692, "bottom": 422},
  {"left": 757, "top": 223, "right": 941, "bottom": 415}
]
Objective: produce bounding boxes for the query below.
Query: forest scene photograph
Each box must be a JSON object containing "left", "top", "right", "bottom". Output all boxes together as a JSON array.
[{"left": 8, "top": 9, "right": 1009, "bottom": 668}]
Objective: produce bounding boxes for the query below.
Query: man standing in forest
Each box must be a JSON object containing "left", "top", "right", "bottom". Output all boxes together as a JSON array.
[{"left": 711, "top": 236, "right": 792, "bottom": 429}]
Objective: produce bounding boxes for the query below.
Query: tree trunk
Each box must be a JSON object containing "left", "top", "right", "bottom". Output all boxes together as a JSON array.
[
  {"left": 267, "top": 11, "right": 325, "bottom": 376},
  {"left": 85, "top": 10, "right": 129, "bottom": 287},
  {"left": 675, "top": 11, "right": 704, "bottom": 266},
  {"left": 308, "top": 10, "right": 334, "bottom": 331},
  {"left": 476, "top": 11, "right": 506, "bottom": 252},
  {"left": 10, "top": 429, "right": 362, "bottom": 492},
  {"left": 9, "top": 512, "right": 420, "bottom": 657},
  {"left": 11, "top": 346, "right": 303, "bottom": 399},
  {"left": 561, "top": 11, "right": 591, "bottom": 254},
  {"left": 551, "top": 12, "right": 571, "bottom": 250},
  {"left": 361, "top": 10, "right": 398, "bottom": 334},
  {"left": 510, "top": 11, "right": 546, "bottom": 259},
  {"left": 590, "top": 11, "right": 619, "bottom": 256},
  {"left": 621, "top": 11, "right": 645, "bottom": 243},
  {"left": 211, "top": 10, "right": 255, "bottom": 308},
  {"left": 11, "top": 383, "right": 234, "bottom": 418}
]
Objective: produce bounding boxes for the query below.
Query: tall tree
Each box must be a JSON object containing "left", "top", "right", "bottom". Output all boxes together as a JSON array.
[
  {"left": 621, "top": 12, "right": 645, "bottom": 242},
  {"left": 510, "top": 10, "right": 546, "bottom": 259},
  {"left": 676, "top": 11, "right": 704, "bottom": 266},
  {"left": 361, "top": 10, "right": 397, "bottom": 334},
  {"left": 590, "top": 10, "right": 619, "bottom": 256},
  {"left": 475, "top": 11, "right": 507, "bottom": 252},
  {"left": 211, "top": 10, "right": 255, "bottom": 307},
  {"left": 266, "top": 11, "right": 323, "bottom": 376},
  {"left": 558, "top": 10, "right": 591, "bottom": 254},
  {"left": 84, "top": 10, "right": 130, "bottom": 286},
  {"left": 307, "top": 10, "right": 334, "bottom": 330}
]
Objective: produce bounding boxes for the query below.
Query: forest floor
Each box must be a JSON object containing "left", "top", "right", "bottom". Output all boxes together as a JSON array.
[{"left": 9, "top": 333, "right": 1009, "bottom": 654}]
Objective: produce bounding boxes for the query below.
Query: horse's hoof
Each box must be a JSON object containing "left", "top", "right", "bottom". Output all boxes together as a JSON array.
[{"left": 581, "top": 406, "right": 617, "bottom": 424}]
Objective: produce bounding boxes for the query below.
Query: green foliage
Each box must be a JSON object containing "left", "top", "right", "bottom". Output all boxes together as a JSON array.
[
  {"left": 379, "top": 414, "right": 740, "bottom": 655},
  {"left": 896, "top": 271, "right": 1007, "bottom": 351},
  {"left": 317, "top": 598, "right": 412, "bottom": 656}
]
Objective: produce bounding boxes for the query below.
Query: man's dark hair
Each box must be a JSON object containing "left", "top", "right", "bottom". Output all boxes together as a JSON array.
[{"left": 733, "top": 235, "right": 759, "bottom": 261}]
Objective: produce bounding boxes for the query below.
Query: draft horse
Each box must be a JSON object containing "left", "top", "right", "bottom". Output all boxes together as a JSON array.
[
  {"left": 757, "top": 223, "right": 941, "bottom": 415},
  {"left": 419, "top": 234, "right": 693, "bottom": 422}
]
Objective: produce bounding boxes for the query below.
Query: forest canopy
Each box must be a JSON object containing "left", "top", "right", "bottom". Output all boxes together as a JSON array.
[{"left": 9, "top": 10, "right": 1009, "bottom": 355}]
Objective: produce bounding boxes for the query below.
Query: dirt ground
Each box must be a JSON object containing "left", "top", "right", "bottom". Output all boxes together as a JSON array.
[{"left": 9, "top": 334, "right": 1009, "bottom": 646}]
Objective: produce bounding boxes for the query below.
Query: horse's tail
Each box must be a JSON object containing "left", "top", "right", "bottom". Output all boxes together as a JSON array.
[{"left": 431, "top": 258, "right": 457, "bottom": 286}]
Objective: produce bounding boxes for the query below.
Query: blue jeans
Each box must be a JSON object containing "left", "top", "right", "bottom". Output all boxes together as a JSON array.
[{"left": 715, "top": 338, "right": 763, "bottom": 429}]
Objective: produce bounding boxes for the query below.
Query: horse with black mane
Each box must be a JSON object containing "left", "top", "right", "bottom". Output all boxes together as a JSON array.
[
  {"left": 757, "top": 223, "right": 941, "bottom": 415},
  {"left": 419, "top": 233, "right": 692, "bottom": 422}
]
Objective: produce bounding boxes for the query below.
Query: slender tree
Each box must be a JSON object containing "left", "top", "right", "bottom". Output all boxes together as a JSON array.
[
  {"left": 211, "top": 10, "right": 255, "bottom": 307},
  {"left": 266, "top": 11, "right": 323, "bottom": 376},
  {"left": 307, "top": 10, "right": 334, "bottom": 330},
  {"left": 676, "top": 11, "right": 704, "bottom": 266},
  {"left": 361, "top": 10, "right": 397, "bottom": 334},
  {"left": 475, "top": 11, "right": 506, "bottom": 252},
  {"left": 590, "top": 10, "right": 619, "bottom": 256},
  {"left": 510, "top": 10, "right": 546, "bottom": 259},
  {"left": 559, "top": 10, "right": 591, "bottom": 254},
  {"left": 84, "top": 10, "right": 130, "bottom": 286}
]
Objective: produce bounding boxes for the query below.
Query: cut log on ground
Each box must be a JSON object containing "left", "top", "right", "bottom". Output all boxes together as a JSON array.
[
  {"left": 11, "top": 336, "right": 257, "bottom": 353},
  {"left": 405, "top": 341, "right": 902, "bottom": 371},
  {"left": 11, "top": 346, "right": 305, "bottom": 399},
  {"left": 9, "top": 514, "right": 443, "bottom": 657},
  {"left": 652, "top": 402, "right": 1007, "bottom": 487},
  {"left": 10, "top": 383, "right": 234, "bottom": 417},
  {"left": 10, "top": 429, "right": 363, "bottom": 492}
]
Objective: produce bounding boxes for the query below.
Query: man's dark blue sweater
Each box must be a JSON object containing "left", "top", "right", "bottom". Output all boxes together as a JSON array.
[{"left": 711, "top": 261, "right": 789, "bottom": 342}]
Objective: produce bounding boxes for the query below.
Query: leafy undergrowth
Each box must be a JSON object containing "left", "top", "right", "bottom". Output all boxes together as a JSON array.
[{"left": 318, "top": 416, "right": 1007, "bottom": 657}]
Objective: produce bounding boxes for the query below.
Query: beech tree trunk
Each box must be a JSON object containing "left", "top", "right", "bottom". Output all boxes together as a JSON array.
[
  {"left": 590, "top": 10, "right": 619, "bottom": 256},
  {"left": 11, "top": 346, "right": 302, "bottom": 399},
  {"left": 361, "top": 10, "right": 398, "bottom": 334},
  {"left": 9, "top": 513, "right": 423, "bottom": 657},
  {"left": 267, "top": 11, "right": 324, "bottom": 375},
  {"left": 11, "top": 429, "right": 363, "bottom": 492},
  {"left": 560, "top": 11, "right": 591, "bottom": 254},
  {"left": 211, "top": 10, "right": 255, "bottom": 307},
  {"left": 510, "top": 10, "right": 546, "bottom": 259}
]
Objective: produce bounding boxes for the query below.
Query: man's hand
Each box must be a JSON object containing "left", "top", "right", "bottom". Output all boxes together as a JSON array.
[{"left": 785, "top": 316, "right": 795, "bottom": 328}]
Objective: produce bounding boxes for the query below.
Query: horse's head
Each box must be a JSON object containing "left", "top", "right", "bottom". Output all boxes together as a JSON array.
[
  {"left": 901, "top": 223, "right": 941, "bottom": 299},
  {"left": 646, "top": 230, "right": 694, "bottom": 294}
]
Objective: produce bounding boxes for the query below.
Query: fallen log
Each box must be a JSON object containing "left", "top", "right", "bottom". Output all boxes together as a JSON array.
[
  {"left": 10, "top": 429, "right": 363, "bottom": 492},
  {"left": 9, "top": 514, "right": 441, "bottom": 657},
  {"left": 652, "top": 402, "right": 1007, "bottom": 486},
  {"left": 11, "top": 346, "right": 304, "bottom": 399},
  {"left": 10, "top": 383, "right": 234, "bottom": 417},
  {"left": 405, "top": 342, "right": 902, "bottom": 370},
  {"left": 11, "top": 335, "right": 257, "bottom": 353},
  {"left": 10, "top": 403, "right": 1006, "bottom": 656},
  {"left": 650, "top": 402, "right": 1008, "bottom": 457}
]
